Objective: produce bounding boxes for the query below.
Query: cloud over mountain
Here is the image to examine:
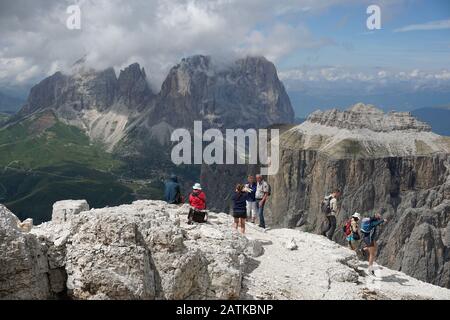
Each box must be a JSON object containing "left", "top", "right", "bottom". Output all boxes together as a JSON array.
[{"left": 0, "top": 0, "right": 348, "bottom": 89}]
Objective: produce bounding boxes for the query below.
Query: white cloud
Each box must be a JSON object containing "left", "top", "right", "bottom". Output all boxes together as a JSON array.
[
  {"left": 279, "top": 66, "right": 450, "bottom": 93},
  {"left": 394, "top": 19, "right": 450, "bottom": 32},
  {"left": 0, "top": 0, "right": 351, "bottom": 89},
  {"left": 0, "top": 0, "right": 428, "bottom": 91}
]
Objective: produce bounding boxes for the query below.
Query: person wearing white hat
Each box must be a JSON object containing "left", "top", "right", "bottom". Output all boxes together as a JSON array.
[
  {"left": 188, "top": 183, "right": 207, "bottom": 224},
  {"left": 343, "top": 212, "right": 361, "bottom": 250}
]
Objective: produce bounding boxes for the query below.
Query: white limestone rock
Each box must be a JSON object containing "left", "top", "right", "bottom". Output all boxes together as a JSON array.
[
  {"left": 2, "top": 200, "right": 450, "bottom": 300},
  {"left": 0, "top": 205, "right": 50, "bottom": 299},
  {"left": 52, "top": 200, "right": 89, "bottom": 223}
]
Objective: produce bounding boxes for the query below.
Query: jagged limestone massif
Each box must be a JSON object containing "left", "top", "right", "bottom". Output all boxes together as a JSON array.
[
  {"left": 12, "top": 55, "right": 294, "bottom": 152},
  {"left": 1, "top": 200, "right": 450, "bottom": 300},
  {"left": 266, "top": 104, "right": 450, "bottom": 288}
]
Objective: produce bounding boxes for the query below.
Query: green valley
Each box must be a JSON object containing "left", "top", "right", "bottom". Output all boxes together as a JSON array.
[{"left": 0, "top": 111, "right": 163, "bottom": 223}]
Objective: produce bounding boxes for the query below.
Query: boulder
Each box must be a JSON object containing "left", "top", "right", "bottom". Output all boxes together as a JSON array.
[{"left": 52, "top": 200, "right": 89, "bottom": 223}]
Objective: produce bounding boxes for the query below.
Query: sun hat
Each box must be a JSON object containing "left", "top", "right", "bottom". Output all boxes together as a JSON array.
[
  {"left": 193, "top": 183, "right": 202, "bottom": 190},
  {"left": 352, "top": 212, "right": 361, "bottom": 219}
]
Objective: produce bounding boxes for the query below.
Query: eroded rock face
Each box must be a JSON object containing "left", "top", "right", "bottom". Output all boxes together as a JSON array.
[
  {"left": 0, "top": 205, "right": 50, "bottom": 299},
  {"left": 148, "top": 55, "right": 294, "bottom": 130},
  {"left": 31, "top": 201, "right": 250, "bottom": 300},
  {"left": 266, "top": 104, "right": 450, "bottom": 288}
]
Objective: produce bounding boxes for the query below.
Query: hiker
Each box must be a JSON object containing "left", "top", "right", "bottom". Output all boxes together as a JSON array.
[
  {"left": 188, "top": 183, "right": 207, "bottom": 224},
  {"left": 343, "top": 212, "right": 361, "bottom": 250},
  {"left": 321, "top": 188, "right": 341, "bottom": 240},
  {"left": 164, "top": 174, "right": 182, "bottom": 204},
  {"left": 255, "top": 174, "right": 270, "bottom": 229},
  {"left": 232, "top": 184, "right": 249, "bottom": 234},
  {"left": 244, "top": 175, "right": 257, "bottom": 223},
  {"left": 361, "top": 212, "right": 388, "bottom": 276}
]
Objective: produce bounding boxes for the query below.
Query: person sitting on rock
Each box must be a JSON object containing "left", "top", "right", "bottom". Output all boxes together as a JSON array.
[
  {"left": 164, "top": 174, "right": 182, "bottom": 204},
  {"left": 188, "top": 183, "right": 207, "bottom": 224},
  {"left": 232, "top": 184, "right": 250, "bottom": 234}
]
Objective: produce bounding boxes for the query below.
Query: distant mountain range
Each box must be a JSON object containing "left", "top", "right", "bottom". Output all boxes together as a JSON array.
[
  {"left": 288, "top": 90, "right": 450, "bottom": 118},
  {"left": 0, "top": 91, "right": 24, "bottom": 113}
]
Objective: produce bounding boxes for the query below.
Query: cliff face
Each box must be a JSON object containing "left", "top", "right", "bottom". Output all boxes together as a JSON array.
[
  {"left": 2, "top": 200, "right": 450, "bottom": 300},
  {"left": 266, "top": 104, "right": 450, "bottom": 288},
  {"left": 147, "top": 55, "right": 294, "bottom": 130}
]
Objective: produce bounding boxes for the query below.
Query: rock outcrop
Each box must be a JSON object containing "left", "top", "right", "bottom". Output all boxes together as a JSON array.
[
  {"left": 1, "top": 200, "right": 450, "bottom": 300},
  {"left": 0, "top": 205, "right": 51, "bottom": 299},
  {"left": 266, "top": 103, "right": 450, "bottom": 288}
]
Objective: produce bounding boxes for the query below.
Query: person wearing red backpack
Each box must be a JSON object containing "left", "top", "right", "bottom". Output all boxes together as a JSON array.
[
  {"left": 188, "top": 183, "right": 207, "bottom": 224},
  {"left": 343, "top": 212, "right": 361, "bottom": 250}
]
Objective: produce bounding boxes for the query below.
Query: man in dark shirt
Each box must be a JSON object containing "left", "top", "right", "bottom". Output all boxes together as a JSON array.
[{"left": 164, "top": 174, "right": 181, "bottom": 204}]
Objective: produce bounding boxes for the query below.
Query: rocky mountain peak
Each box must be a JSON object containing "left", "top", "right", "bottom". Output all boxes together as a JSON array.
[
  {"left": 308, "top": 103, "right": 431, "bottom": 132},
  {"left": 153, "top": 55, "right": 294, "bottom": 130},
  {"left": 179, "top": 55, "right": 211, "bottom": 72},
  {"left": 117, "top": 63, "right": 153, "bottom": 109}
]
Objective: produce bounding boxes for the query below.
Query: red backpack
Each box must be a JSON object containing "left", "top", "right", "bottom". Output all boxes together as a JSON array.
[{"left": 343, "top": 219, "right": 352, "bottom": 236}]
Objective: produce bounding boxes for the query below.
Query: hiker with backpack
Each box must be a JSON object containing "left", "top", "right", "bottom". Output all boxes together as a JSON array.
[
  {"left": 188, "top": 183, "right": 207, "bottom": 224},
  {"left": 164, "top": 174, "right": 182, "bottom": 204},
  {"left": 232, "top": 184, "right": 251, "bottom": 234},
  {"left": 320, "top": 188, "right": 341, "bottom": 240},
  {"left": 244, "top": 175, "right": 257, "bottom": 223},
  {"left": 343, "top": 212, "right": 361, "bottom": 250},
  {"left": 255, "top": 174, "right": 270, "bottom": 229},
  {"left": 360, "top": 212, "right": 388, "bottom": 276}
]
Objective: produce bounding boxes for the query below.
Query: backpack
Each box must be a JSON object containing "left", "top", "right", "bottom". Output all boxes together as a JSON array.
[
  {"left": 267, "top": 183, "right": 272, "bottom": 196},
  {"left": 343, "top": 219, "right": 352, "bottom": 236},
  {"left": 360, "top": 217, "right": 373, "bottom": 234},
  {"left": 321, "top": 195, "right": 333, "bottom": 215}
]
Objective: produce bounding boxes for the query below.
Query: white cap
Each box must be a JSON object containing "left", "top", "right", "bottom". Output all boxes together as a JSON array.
[
  {"left": 193, "top": 183, "right": 202, "bottom": 190},
  {"left": 352, "top": 212, "right": 361, "bottom": 219}
]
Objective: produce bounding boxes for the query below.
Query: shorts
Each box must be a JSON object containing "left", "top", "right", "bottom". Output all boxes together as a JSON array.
[
  {"left": 233, "top": 211, "right": 247, "bottom": 219},
  {"left": 246, "top": 201, "right": 257, "bottom": 218},
  {"left": 363, "top": 233, "right": 375, "bottom": 247}
]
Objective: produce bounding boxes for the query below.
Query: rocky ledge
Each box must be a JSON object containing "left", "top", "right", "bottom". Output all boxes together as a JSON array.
[
  {"left": 1, "top": 200, "right": 450, "bottom": 300},
  {"left": 308, "top": 103, "right": 431, "bottom": 132}
]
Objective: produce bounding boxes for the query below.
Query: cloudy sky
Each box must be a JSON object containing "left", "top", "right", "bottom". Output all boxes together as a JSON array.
[{"left": 0, "top": 0, "right": 449, "bottom": 114}]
